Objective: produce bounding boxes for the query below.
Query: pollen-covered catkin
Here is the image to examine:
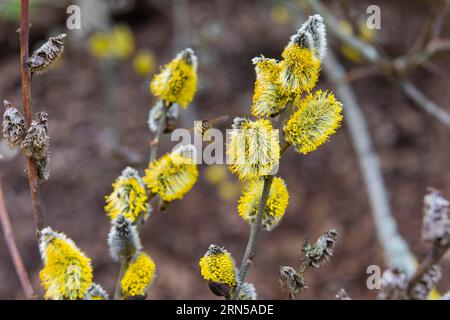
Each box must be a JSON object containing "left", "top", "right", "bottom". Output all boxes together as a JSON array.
[
  {"left": 108, "top": 215, "right": 142, "bottom": 262},
  {"left": 143, "top": 144, "right": 198, "bottom": 202},
  {"left": 227, "top": 118, "right": 280, "bottom": 181},
  {"left": 105, "top": 167, "right": 150, "bottom": 223},
  {"left": 120, "top": 252, "right": 156, "bottom": 298},
  {"left": 150, "top": 48, "right": 198, "bottom": 108},
  {"left": 20, "top": 111, "right": 50, "bottom": 160},
  {"left": 284, "top": 90, "right": 342, "bottom": 154},
  {"left": 27, "top": 34, "right": 66, "bottom": 74},
  {"left": 39, "top": 227, "right": 93, "bottom": 300},
  {"left": 279, "top": 30, "right": 320, "bottom": 94},
  {"left": 251, "top": 57, "right": 288, "bottom": 118},
  {"left": 199, "top": 244, "right": 238, "bottom": 289},
  {"left": 2, "top": 100, "right": 26, "bottom": 148},
  {"left": 238, "top": 177, "right": 289, "bottom": 231}
]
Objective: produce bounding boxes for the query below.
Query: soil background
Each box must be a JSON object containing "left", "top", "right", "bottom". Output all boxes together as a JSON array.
[{"left": 1, "top": 0, "right": 450, "bottom": 299}]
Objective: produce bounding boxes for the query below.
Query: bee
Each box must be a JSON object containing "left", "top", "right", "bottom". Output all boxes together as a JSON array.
[
  {"left": 27, "top": 34, "right": 66, "bottom": 74},
  {"left": 191, "top": 115, "right": 229, "bottom": 142}
]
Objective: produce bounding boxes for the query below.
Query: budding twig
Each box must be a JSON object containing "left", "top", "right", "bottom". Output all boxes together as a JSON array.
[
  {"left": 0, "top": 178, "right": 35, "bottom": 299},
  {"left": 149, "top": 102, "right": 169, "bottom": 163},
  {"left": 20, "top": 0, "right": 44, "bottom": 236}
]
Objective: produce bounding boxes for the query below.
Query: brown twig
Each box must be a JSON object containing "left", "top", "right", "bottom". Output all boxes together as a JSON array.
[
  {"left": 149, "top": 102, "right": 169, "bottom": 163},
  {"left": 20, "top": 0, "right": 44, "bottom": 236},
  {"left": 0, "top": 177, "right": 35, "bottom": 299}
]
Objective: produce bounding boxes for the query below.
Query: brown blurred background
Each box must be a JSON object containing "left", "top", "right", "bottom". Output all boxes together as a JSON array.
[{"left": 0, "top": 0, "right": 450, "bottom": 299}]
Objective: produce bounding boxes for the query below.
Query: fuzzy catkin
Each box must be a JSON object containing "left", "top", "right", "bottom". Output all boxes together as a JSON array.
[{"left": 108, "top": 215, "right": 142, "bottom": 262}]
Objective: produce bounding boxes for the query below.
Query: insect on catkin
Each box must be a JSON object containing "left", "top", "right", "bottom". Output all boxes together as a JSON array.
[{"left": 27, "top": 34, "right": 67, "bottom": 74}]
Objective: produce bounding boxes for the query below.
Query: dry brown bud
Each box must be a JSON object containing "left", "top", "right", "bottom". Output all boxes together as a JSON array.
[
  {"left": 302, "top": 229, "right": 339, "bottom": 268},
  {"left": 27, "top": 34, "right": 66, "bottom": 74},
  {"left": 2, "top": 100, "right": 26, "bottom": 148},
  {"left": 20, "top": 112, "right": 49, "bottom": 160},
  {"left": 279, "top": 266, "right": 306, "bottom": 298}
]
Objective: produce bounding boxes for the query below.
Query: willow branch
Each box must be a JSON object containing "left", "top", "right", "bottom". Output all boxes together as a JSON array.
[
  {"left": 20, "top": 0, "right": 44, "bottom": 236},
  {"left": 0, "top": 178, "right": 35, "bottom": 299},
  {"left": 321, "top": 49, "right": 416, "bottom": 275},
  {"left": 233, "top": 175, "right": 274, "bottom": 299}
]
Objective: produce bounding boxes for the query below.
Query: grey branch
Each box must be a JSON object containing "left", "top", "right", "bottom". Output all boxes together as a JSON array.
[{"left": 322, "top": 50, "right": 416, "bottom": 275}]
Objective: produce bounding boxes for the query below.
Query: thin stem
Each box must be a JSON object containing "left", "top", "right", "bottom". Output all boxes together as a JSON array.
[
  {"left": 20, "top": 0, "right": 44, "bottom": 236},
  {"left": 233, "top": 175, "right": 274, "bottom": 299},
  {"left": 149, "top": 102, "right": 169, "bottom": 163},
  {"left": 0, "top": 178, "right": 35, "bottom": 299},
  {"left": 113, "top": 259, "right": 127, "bottom": 300}
]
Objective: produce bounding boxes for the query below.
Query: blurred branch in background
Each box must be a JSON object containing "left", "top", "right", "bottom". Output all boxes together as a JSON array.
[
  {"left": 291, "top": 0, "right": 418, "bottom": 274},
  {"left": 0, "top": 177, "right": 35, "bottom": 299},
  {"left": 305, "top": 0, "right": 450, "bottom": 129}
]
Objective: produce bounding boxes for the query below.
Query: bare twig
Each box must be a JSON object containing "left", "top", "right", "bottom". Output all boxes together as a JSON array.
[
  {"left": 0, "top": 178, "right": 35, "bottom": 299},
  {"left": 233, "top": 175, "right": 274, "bottom": 299},
  {"left": 399, "top": 80, "right": 450, "bottom": 128},
  {"left": 321, "top": 49, "right": 416, "bottom": 275},
  {"left": 20, "top": 0, "right": 44, "bottom": 236}
]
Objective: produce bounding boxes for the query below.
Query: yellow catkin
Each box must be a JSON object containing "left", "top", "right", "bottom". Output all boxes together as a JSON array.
[
  {"left": 279, "top": 42, "right": 320, "bottom": 94},
  {"left": 227, "top": 118, "right": 280, "bottom": 181},
  {"left": 238, "top": 177, "right": 289, "bottom": 231},
  {"left": 133, "top": 50, "right": 156, "bottom": 76},
  {"left": 105, "top": 170, "right": 149, "bottom": 223},
  {"left": 143, "top": 147, "right": 198, "bottom": 202},
  {"left": 39, "top": 228, "right": 93, "bottom": 300},
  {"left": 251, "top": 57, "right": 289, "bottom": 117},
  {"left": 121, "top": 253, "right": 156, "bottom": 297},
  {"left": 150, "top": 48, "right": 197, "bottom": 108},
  {"left": 284, "top": 90, "right": 343, "bottom": 154},
  {"left": 88, "top": 25, "right": 134, "bottom": 60},
  {"left": 199, "top": 245, "right": 237, "bottom": 287}
]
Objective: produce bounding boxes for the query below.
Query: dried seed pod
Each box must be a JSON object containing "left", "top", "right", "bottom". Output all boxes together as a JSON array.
[
  {"left": 377, "top": 268, "right": 407, "bottom": 300},
  {"left": 20, "top": 112, "right": 49, "bottom": 160},
  {"left": 279, "top": 266, "right": 306, "bottom": 298},
  {"left": 27, "top": 34, "right": 66, "bottom": 74},
  {"left": 36, "top": 154, "right": 50, "bottom": 183},
  {"left": 410, "top": 265, "right": 442, "bottom": 300},
  {"left": 422, "top": 188, "right": 450, "bottom": 247},
  {"left": 302, "top": 229, "right": 339, "bottom": 268},
  {"left": 335, "top": 288, "right": 351, "bottom": 300},
  {"left": 2, "top": 100, "right": 26, "bottom": 148}
]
